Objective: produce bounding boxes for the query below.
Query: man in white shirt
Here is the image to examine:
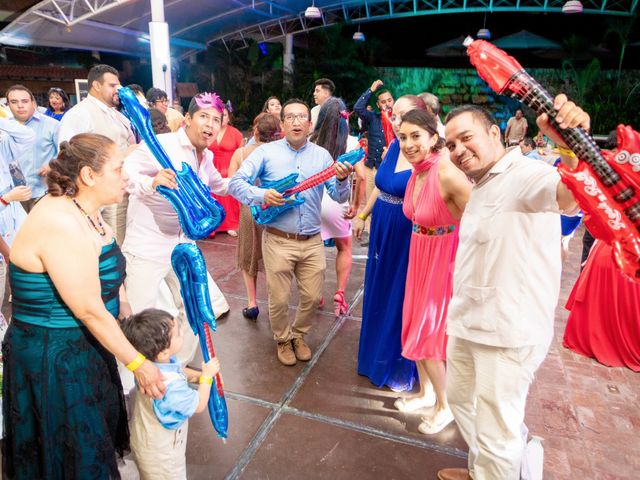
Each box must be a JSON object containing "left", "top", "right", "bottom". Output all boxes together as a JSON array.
[
  {"left": 310, "top": 78, "right": 334, "bottom": 130},
  {"left": 123, "top": 92, "right": 230, "bottom": 370},
  {"left": 504, "top": 108, "right": 528, "bottom": 147},
  {"left": 59, "top": 64, "right": 136, "bottom": 244},
  {"left": 437, "top": 96, "right": 589, "bottom": 480}
]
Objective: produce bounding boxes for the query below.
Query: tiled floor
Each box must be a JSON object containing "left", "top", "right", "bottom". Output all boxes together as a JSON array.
[
  {"left": 176, "top": 226, "right": 638, "bottom": 480},
  {"left": 6, "top": 224, "right": 635, "bottom": 479}
]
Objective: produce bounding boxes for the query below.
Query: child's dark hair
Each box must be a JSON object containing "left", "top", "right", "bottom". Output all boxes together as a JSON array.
[{"left": 120, "top": 308, "right": 175, "bottom": 361}]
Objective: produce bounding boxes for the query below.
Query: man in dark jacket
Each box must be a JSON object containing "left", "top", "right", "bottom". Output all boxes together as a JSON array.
[{"left": 354, "top": 79, "right": 394, "bottom": 245}]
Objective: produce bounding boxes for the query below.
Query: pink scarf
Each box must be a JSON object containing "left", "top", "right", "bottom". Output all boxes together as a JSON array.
[{"left": 413, "top": 152, "right": 439, "bottom": 174}]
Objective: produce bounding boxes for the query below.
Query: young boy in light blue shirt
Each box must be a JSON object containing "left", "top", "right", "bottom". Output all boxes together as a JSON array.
[{"left": 120, "top": 308, "right": 219, "bottom": 479}]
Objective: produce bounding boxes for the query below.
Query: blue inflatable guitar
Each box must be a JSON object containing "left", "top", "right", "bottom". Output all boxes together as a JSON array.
[
  {"left": 251, "top": 147, "right": 365, "bottom": 225},
  {"left": 171, "top": 243, "right": 228, "bottom": 440},
  {"left": 118, "top": 87, "right": 225, "bottom": 240}
]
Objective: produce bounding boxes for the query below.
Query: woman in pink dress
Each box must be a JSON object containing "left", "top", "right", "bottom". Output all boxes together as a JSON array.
[
  {"left": 397, "top": 109, "right": 471, "bottom": 435},
  {"left": 208, "top": 104, "right": 244, "bottom": 235}
]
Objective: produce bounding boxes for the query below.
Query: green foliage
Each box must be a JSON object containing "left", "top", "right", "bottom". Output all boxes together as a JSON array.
[
  {"left": 291, "top": 25, "right": 379, "bottom": 106},
  {"left": 180, "top": 25, "right": 378, "bottom": 129},
  {"left": 378, "top": 65, "right": 640, "bottom": 134}
]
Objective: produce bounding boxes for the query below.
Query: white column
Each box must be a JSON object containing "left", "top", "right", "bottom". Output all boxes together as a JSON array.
[
  {"left": 283, "top": 33, "right": 294, "bottom": 89},
  {"left": 149, "top": 0, "right": 172, "bottom": 101}
]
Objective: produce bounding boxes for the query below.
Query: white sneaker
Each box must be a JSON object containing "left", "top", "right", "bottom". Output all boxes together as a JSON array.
[
  {"left": 394, "top": 392, "right": 437, "bottom": 412},
  {"left": 418, "top": 406, "right": 454, "bottom": 435}
]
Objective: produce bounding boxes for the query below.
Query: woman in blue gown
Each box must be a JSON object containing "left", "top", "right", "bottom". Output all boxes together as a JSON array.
[
  {"left": 2, "top": 133, "right": 165, "bottom": 479},
  {"left": 354, "top": 95, "right": 429, "bottom": 392}
]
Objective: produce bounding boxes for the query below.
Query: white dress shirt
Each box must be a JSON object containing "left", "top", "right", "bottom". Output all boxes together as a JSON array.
[
  {"left": 58, "top": 94, "right": 135, "bottom": 152},
  {"left": 447, "top": 147, "right": 565, "bottom": 348},
  {"left": 123, "top": 128, "right": 229, "bottom": 263}
]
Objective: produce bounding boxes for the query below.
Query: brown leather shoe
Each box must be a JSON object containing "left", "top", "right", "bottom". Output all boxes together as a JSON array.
[
  {"left": 291, "top": 337, "right": 312, "bottom": 361},
  {"left": 277, "top": 341, "right": 296, "bottom": 366},
  {"left": 437, "top": 468, "right": 471, "bottom": 480}
]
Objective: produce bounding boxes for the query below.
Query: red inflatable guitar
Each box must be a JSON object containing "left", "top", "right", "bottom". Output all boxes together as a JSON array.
[{"left": 465, "top": 38, "right": 640, "bottom": 281}]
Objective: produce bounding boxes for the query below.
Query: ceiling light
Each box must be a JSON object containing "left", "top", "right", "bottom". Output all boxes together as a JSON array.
[
  {"left": 305, "top": 2, "right": 322, "bottom": 19},
  {"left": 353, "top": 31, "right": 365, "bottom": 42},
  {"left": 562, "top": 0, "right": 583, "bottom": 13},
  {"left": 476, "top": 28, "right": 491, "bottom": 40}
]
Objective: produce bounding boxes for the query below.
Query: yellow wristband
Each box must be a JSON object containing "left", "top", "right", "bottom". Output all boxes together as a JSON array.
[
  {"left": 557, "top": 146, "right": 577, "bottom": 158},
  {"left": 126, "top": 353, "right": 146, "bottom": 372},
  {"left": 199, "top": 375, "right": 214, "bottom": 385},
  {"left": 357, "top": 213, "right": 368, "bottom": 221}
]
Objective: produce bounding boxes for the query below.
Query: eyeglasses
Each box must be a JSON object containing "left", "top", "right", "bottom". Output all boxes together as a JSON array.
[{"left": 283, "top": 113, "right": 309, "bottom": 123}]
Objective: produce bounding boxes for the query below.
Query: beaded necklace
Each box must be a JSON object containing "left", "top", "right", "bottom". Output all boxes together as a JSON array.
[{"left": 71, "top": 198, "right": 106, "bottom": 236}]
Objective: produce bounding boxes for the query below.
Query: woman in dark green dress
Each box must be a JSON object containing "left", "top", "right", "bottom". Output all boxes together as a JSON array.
[{"left": 2, "top": 133, "right": 165, "bottom": 479}]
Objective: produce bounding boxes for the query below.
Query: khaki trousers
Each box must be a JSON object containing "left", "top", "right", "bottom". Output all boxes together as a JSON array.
[
  {"left": 102, "top": 194, "right": 129, "bottom": 245},
  {"left": 130, "top": 375, "right": 188, "bottom": 480},
  {"left": 261, "top": 231, "right": 325, "bottom": 343},
  {"left": 446, "top": 336, "right": 548, "bottom": 480},
  {"left": 364, "top": 166, "right": 377, "bottom": 233}
]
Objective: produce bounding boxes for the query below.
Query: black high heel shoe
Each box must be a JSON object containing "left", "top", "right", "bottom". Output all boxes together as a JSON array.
[{"left": 242, "top": 306, "right": 259, "bottom": 320}]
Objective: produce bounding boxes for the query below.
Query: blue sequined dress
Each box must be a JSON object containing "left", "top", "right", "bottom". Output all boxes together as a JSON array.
[
  {"left": 357, "top": 140, "right": 418, "bottom": 391},
  {"left": 2, "top": 240, "right": 129, "bottom": 479}
]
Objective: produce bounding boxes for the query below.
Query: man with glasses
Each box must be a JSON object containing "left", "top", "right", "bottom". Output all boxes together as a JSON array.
[
  {"left": 229, "top": 99, "right": 353, "bottom": 366},
  {"left": 146, "top": 88, "right": 184, "bottom": 132}
]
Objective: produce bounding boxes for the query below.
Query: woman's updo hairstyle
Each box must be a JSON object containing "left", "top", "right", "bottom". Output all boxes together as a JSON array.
[
  {"left": 47, "top": 133, "right": 116, "bottom": 197},
  {"left": 400, "top": 109, "right": 445, "bottom": 153},
  {"left": 253, "top": 112, "right": 281, "bottom": 143}
]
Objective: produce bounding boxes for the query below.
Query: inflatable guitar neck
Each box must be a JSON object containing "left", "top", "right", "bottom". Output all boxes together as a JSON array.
[
  {"left": 171, "top": 243, "right": 228, "bottom": 439},
  {"left": 118, "top": 87, "right": 225, "bottom": 240},
  {"left": 466, "top": 39, "right": 640, "bottom": 280},
  {"left": 251, "top": 147, "right": 365, "bottom": 225}
]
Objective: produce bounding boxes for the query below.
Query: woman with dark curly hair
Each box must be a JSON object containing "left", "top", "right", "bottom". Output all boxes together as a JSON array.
[
  {"left": 228, "top": 112, "right": 282, "bottom": 320},
  {"left": 44, "top": 87, "right": 71, "bottom": 121},
  {"left": 2, "top": 133, "right": 165, "bottom": 479}
]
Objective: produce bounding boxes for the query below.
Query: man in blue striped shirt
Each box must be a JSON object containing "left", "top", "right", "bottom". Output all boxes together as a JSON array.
[
  {"left": 229, "top": 99, "right": 352, "bottom": 366},
  {"left": 6, "top": 85, "right": 59, "bottom": 212}
]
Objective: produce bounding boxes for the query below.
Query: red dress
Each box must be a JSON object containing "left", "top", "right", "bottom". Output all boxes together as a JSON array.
[
  {"left": 209, "top": 125, "right": 243, "bottom": 233},
  {"left": 401, "top": 158, "right": 460, "bottom": 361},
  {"left": 564, "top": 240, "right": 640, "bottom": 371}
]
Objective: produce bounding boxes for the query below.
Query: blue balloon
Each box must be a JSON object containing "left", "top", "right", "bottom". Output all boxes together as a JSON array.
[
  {"left": 171, "top": 243, "right": 228, "bottom": 439},
  {"left": 118, "top": 87, "right": 225, "bottom": 240}
]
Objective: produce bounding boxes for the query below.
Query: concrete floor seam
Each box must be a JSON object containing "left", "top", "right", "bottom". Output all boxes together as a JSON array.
[
  {"left": 281, "top": 406, "right": 468, "bottom": 459},
  {"left": 222, "top": 288, "right": 359, "bottom": 478}
]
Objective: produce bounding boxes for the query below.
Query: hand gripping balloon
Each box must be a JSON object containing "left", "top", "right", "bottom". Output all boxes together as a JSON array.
[
  {"left": 171, "top": 243, "right": 228, "bottom": 439},
  {"left": 465, "top": 38, "right": 640, "bottom": 280},
  {"left": 118, "top": 87, "right": 225, "bottom": 240},
  {"left": 251, "top": 148, "right": 365, "bottom": 225}
]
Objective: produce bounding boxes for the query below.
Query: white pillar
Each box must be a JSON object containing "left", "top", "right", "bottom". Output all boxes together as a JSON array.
[
  {"left": 283, "top": 33, "right": 294, "bottom": 89},
  {"left": 149, "top": 0, "right": 172, "bottom": 101}
]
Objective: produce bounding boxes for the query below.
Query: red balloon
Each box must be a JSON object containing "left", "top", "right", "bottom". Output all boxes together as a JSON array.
[{"left": 558, "top": 124, "right": 640, "bottom": 281}]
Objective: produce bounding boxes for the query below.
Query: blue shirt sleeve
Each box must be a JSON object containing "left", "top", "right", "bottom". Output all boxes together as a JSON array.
[
  {"left": 228, "top": 145, "right": 267, "bottom": 205},
  {"left": 152, "top": 379, "right": 199, "bottom": 430},
  {"left": 354, "top": 89, "right": 375, "bottom": 122},
  {"left": 322, "top": 150, "right": 350, "bottom": 203},
  {"left": 0, "top": 118, "right": 35, "bottom": 164}
]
